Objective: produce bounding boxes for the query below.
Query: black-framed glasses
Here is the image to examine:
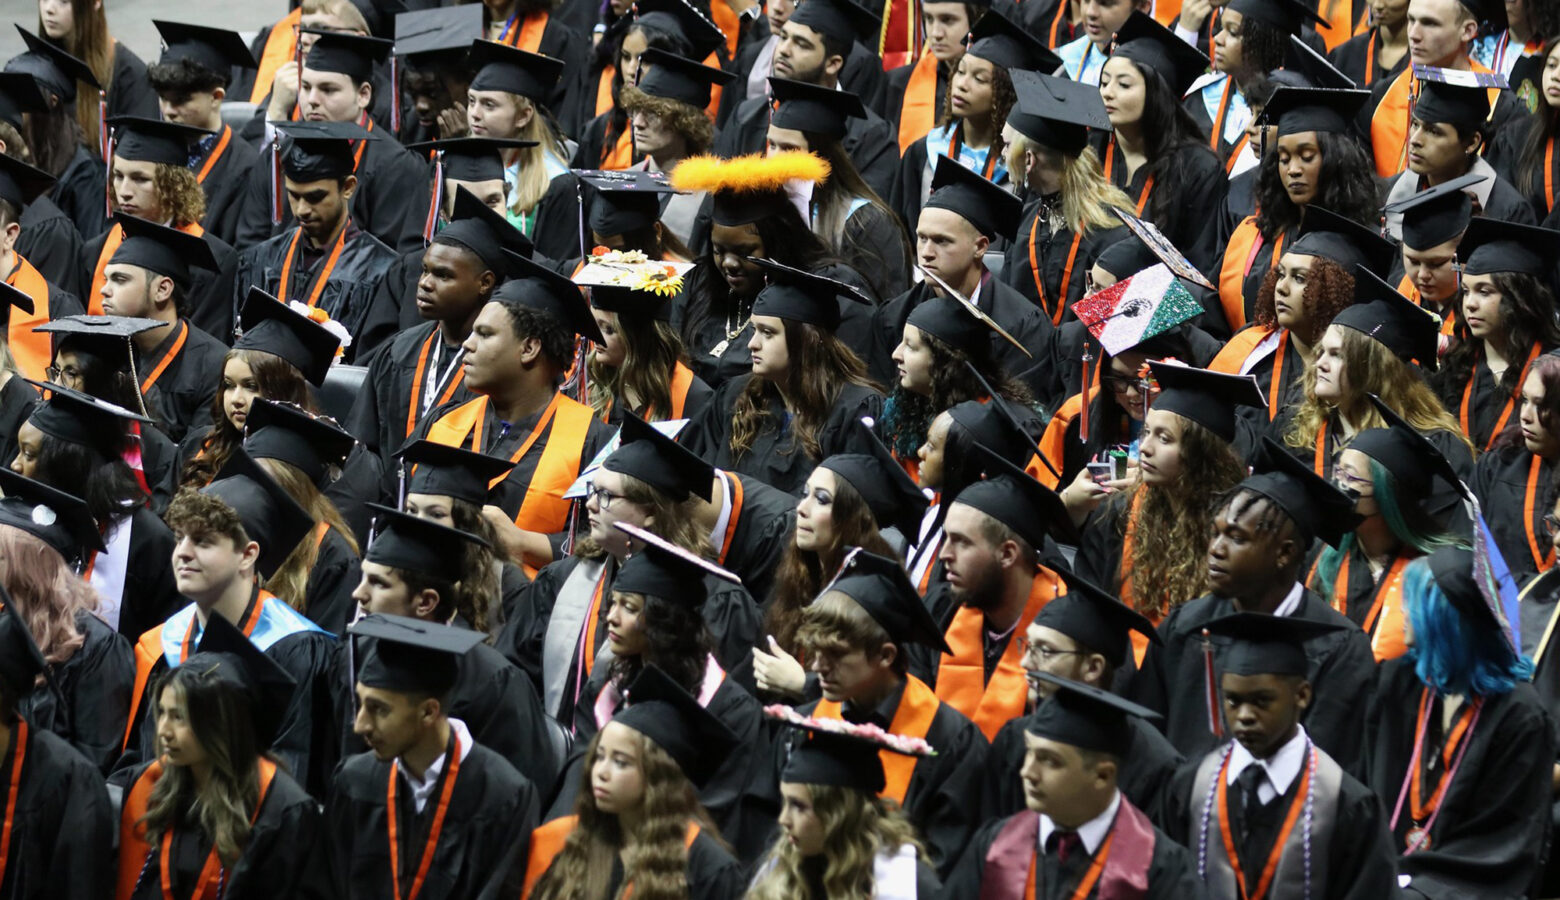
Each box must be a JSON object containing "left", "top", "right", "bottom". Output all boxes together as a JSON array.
[
  {"left": 1018, "top": 636, "right": 1084, "bottom": 665},
  {"left": 1543, "top": 512, "right": 1560, "bottom": 543},
  {"left": 1100, "top": 372, "right": 1142, "bottom": 394},
  {"left": 44, "top": 364, "right": 82, "bottom": 384},
  {"left": 587, "top": 484, "right": 624, "bottom": 510}
]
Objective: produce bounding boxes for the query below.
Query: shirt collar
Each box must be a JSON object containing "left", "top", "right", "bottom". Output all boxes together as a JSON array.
[
  {"left": 1272, "top": 582, "right": 1304, "bottom": 618},
  {"left": 1226, "top": 724, "right": 1309, "bottom": 799},
  {"left": 398, "top": 717, "right": 473, "bottom": 792},
  {"left": 1038, "top": 789, "right": 1120, "bottom": 857}
]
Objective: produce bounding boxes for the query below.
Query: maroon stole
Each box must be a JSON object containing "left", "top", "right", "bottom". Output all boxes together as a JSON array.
[{"left": 980, "top": 797, "right": 1157, "bottom": 900}]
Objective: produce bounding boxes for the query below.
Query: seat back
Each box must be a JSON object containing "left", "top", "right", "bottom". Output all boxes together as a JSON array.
[{"left": 315, "top": 364, "right": 368, "bottom": 423}]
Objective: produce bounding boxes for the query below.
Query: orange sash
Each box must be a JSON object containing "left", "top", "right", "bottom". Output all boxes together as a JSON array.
[
  {"left": 0, "top": 720, "right": 27, "bottom": 896},
  {"left": 139, "top": 320, "right": 189, "bottom": 395},
  {"left": 90, "top": 221, "right": 206, "bottom": 314},
  {"left": 627, "top": 362, "right": 696, "bottom": 422},
  {"left": 1525, "top": 454, "right": 1557, "bottom": 575},
  {"left": 1207, "top": 326, "right": 1283, "bottom": 421},
  {"left": 388, "top": 735, "right": 463, "bottom": 900},
  {"left": 595, "top": 67, "right": 615, "bottom": 119},
  {"left": 503, "top": 11, "right": 551, "bottom": 53},
  {"left": 194, "top": 126, "right": 233, "bottom": 184},
  {"left": 1315, "top": 0, "right": 1362, "bottom": 52},
  {"left": 899, "top": 51, "right": 940, "bottom": 154},
  {"left": 602, "top": 126, "right": 634, "bottom": 170},
  {"left": 935, "top": 571, "right": 1064, "bottom": 740},
  {"left": 709, "top": 2, "right": 741, "bottom": 59},
  {"left": 5, "top": 256, "right": 55, "bottom": 383},
  {"left": 249, "top": 9, "right": 302, "bottom": 105},
  {"left": 1216, "top": 217, "right": 1275, "bottom": 333},
  {"left": 1035, "top": 394, "right": 1083, "bottom": 491},
  {"left": 716, "top": 471, "right": 745, "bottom": 565},
  {"left": 1216, "top": 747, "right": 1313, "bottom": 900},
  {"left": 1114, "top": 493, "right": 1161, "bottom": 668},
  {"left": 1152, "top": 0, "right": 1183, "bottom": 26},
  {"left": 1459, "top": 343, "right": 1541, "bottom": 451},
  {"left": 404, "top": 329, "right": 468, "bottom": 441},
  {"left": 1022, "top": 829, "right": 1114, "bottom": 900},
  {"left": 521, "top": 816, "right": 700, "bottom": 900},
  {"left": 813, "top": 675, "right": 940, "bottom": 804}
]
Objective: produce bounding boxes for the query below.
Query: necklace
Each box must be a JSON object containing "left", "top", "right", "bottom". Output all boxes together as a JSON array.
[{"left": 712, "top": 293, "right": 754, "bottom": 357}]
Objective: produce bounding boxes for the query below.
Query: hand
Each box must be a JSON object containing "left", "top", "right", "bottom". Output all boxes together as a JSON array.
[
  {"left": 1059, "top": 461, "right": 1138, "bottom": 526},
  {"left": 265, "top": 61, "right": 300, "bottom": 120},
  {"left": 1178, "top": 0, "right": 1213, "bottom": 31},
  {"left": 436, "top": 105, "right": 468, "bottom": 139},
  {"left": 753, "top": 635, "right": 806, "bottom": 698},
  {"left": 480, "top": 505, "right": 553, "bottom": 569}
]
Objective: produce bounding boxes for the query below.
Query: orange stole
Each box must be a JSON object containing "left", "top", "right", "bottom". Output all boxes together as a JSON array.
[
  {"left": 249, "top": 8, "right": 302, "bottom": 104},
  {"left": 5, "top": 256, "right": 55, "bottom": 382},
  {"left": 898, "top": 51, "right": 939, "bottom": 154},
  {"left": 1396, "top": 274, "right": 1457, "bottom": 338},
  {"left": 1371, "top": 60, "right": 1501, "bottom": 178},
  {"left": 90, "top": 221, "right": 205, "bottom": 314},
  {"left": 1216, "top": 217, "right": 1275, "bottom": 333},
  {"left": 1113, "top": 492, "right": 1161, "bottom": 668},
  {"left": 1315, "top": 0, "right": 1365, "bottom": 51},
  {"left": 814, "top": 675, "right": 941, "bottom": 804},
  {"left": 1035, "top": 394, "right": 1084, "bottom": 491},
  {"left": 935, "top": 570, "right": 1065, "bottom": 740},
  {"left": 1152, "top": 0, "right": 1183, "bottom": 26},
  {"left": 709, "top": 2, "right": 742, "bottom": 59},
  {"left": 522, "top": 815, "right": 701, "bottom": 899}
]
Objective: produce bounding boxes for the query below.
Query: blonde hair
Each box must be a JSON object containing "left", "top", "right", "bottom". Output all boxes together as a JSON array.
[
  {"left": 0, "top": 525, "right": 94, "bottom": 666},
  {"left": 586, "top": 313, "right": 691, "bottom": 423},
  {"left": 493, "top": 94, "right": 569, "bottom": 220},
  {"left": 1007, "top": 137, "right": 1133, "bottom": 235},
  {"left": 746, "top": 783, "right": 925, "bottom": 900},
  {"left": 301, "top": 0, "right": 371, "bottom": 33}
]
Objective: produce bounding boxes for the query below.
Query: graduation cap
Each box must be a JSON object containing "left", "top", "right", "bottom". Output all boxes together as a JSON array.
[
  {"left": 670, "top": 151, "right": 830, "bottom": 226},
  {"left": 0, "top": 71, "right": 48, "bottom": 130},
  {"left": 955, "top": 441, "right": 1078, "bottom": 548},
  {"left": 748, "top": 256, "right": 870, "bottom": 329},
  {"left": 301, "top": 29, "right": 394, "bottom": 84},
  {"left": 22, "top": 377, "right": 153, "bottom": 454},
  {"left": 1025, "top": 670, "right": 1160, "bottom": 756},
  {"left": 578, "top": 169, "right": 677, "bottom": 237},
  {"left": 0, "top": 467, "right": 105, "bottom": 558},
  {"left": 202, "top": 448, "right": 316, "bottom": 580},
  {"left": 1385, "top": 173, "right": 1482, "bottom": 250},
  {"left": 31, "top": 314, "right": 160, "bottom": 373},
  {"left": 1412, "top": 65, "right": 1503, "bottom": 136},
  {"left": 1349, "top": 393, "right": 1469, "bottom": 501},
  {"left": 1204, "top": 611, "right": 1345, "bottom": 679},
  {"left": 9, "top": 26, "right": 99, "bottom": 102},
  {"left": 190, "top": 611, "right": 299, "bottom": 746},
  {"left": 772, "top": 706, "right": 935, "bottom": 794},
  {"left": 612, "top": 520, "right": 741, "bottom": 600},
  {"left": 396, "top": 439, "right": 513, "bottom": 506},
  {"left": 107, "top": 115, "right": 212, "bottom": 166},
  {"left": 1283, "top": 34, "right": 1355, "bottom": 90},
  {"left": 587, "top": 283, "right": 677, "bottom": 324},
  {"left": 823, "top": 546, "right": 950, "bottom": 653},
  {"left": 1007, "top": 70, "right": 1111, "bottom": 158},
  {"left": 1226, "top": 0, "right": 1326, "bottom": 32},
  {"left": 275, "top": 119, "right": 373, "bottom": 182},
  {"left": 0, "top": 601, "right": 47, "bottom": 702},
  {"left": 106, "top": 213, "right": 220, "bottom": 287},
  {"left": 394, "top": 5, "right": 483, "bottom": 65},
  {"left": 1146, "top": 361, "right": 1265, "bottom": 444},
  {"left": 0, "top": 151, "right": 56, "bottom": 209},
  {"left": 1072, "top": 263, "right": 1203, "bottom": 358},
  {"left": 406, "top": 136, "right": 535, "bottom": 184},
  {"left": 613, "top": 664, "right": 741, "bottom": 786},
  {"left": 964, "top": 10, "right": 1061, "bottom": 72},
  {"left": 494, "top": 249, "right": 605, "bottom": 344},
  {"left": 467, "top": 40, "right": 563, "bottom": 101},
  {"left": 1333, "top": 265, "right": 1442, "bottom": 367},
  {"left": 631, "top": 0, "right": 727, "bottom": 61},
  {"left": 787, "top": 0, "right": 881, "bottom": 44},
  {"left": 242, "top": 399, "right": 356, "bottom": 485},
  {"left": 233, "top": 288, "right": 344, "bottom": 386},
  {"left": 351, "top": 612, "right": 485, "bottom": 697},
  {"left": 1238, "top": 436, "right": 1360, "bottom": 547},
  {"left": 1458, "top": 216, "right": 1560, "bottom": 279},
  {"left": 769, "top": 77, "right": 867, "bottom": 141},
  {"left": 819, "top": 418, "right": 930, "bottom": 541},
  {"left": 1033, "top": 567, "right": 1159, "bottom": 669},
  {"left": 633, "top": 48, "right": 734, "bottom": 109},
  {"left": 1108, "top": 11, "right": 1209, "bottom": 97},
  {"left": 363, "top": 503, "right": 489, "bottom": 583},
  {"left": 601, "top": 412, "right": 714, "bottom": 501},
  {"left": 1426, "top": 545, "right": 1511, "bottom": 638},
  {"left": 1258, "top": 87, "right": 1371, "bottom": 137},
  {"left": 905, "top": 293, "right": 1018, "bottom": 362},
  {"left": 433, "top": 186, "right": 531, "bottom": 275},
  {"left": 1288, "top": 205, "right": 1397, "bottom": 277},
  {"left": 1093, "top": 235, "right": 1158, "bottom": 281},
  {"left": 346, "top": 0, "right": 409, "bottom": 39},
  {"left": 153, "top": 21, "right": 257, "bottom": 73},
  {"left": 923, "top": 156, "right": 1023, "bottom": 242}
]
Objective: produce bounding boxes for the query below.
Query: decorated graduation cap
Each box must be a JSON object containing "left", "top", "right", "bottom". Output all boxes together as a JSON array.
[
  {"left": 396, "top": 439, "right": 513, "bottom": 506},
  {"left": 467, "top": 40, "right": 563, "bottom": 101},
  {"left": 1034, "top": 567, "right": 1159, "bottom": 669},
  {"left": 407, "top": 136, "right": 537, "bottom": 184},
  {"left": 787, "top": 0, "right": 881, "bottom": 44},
  {"left": 1226, "top": 0, "right": 1327, "bottom": 31},
  {"left": 1412, "top": 65, "right": 1502, "bottom": 135},
  {"left": 352, "top": 612, "right": 485, "bottom": 697},
  {"left": 1008, "top": 70, "right": 1112, "bottom": 157},
  {"left": 634, "top": 48, "right": 734, "bottom": 109},
  {"left": 32, "top": 314, "right": 160, "bottom": 373},
  {"left": 363, "top": 503, "right": 489, "bottom": 583},
  {"left": 1258, "top": 87, "right": 1371, "bottom": 137},
  {"left": 242, "top": 399, "right": 356, "bottom": 485},
  {"left": 749, "top": 256, "right": 870, "bottom": 329},
  {"left": 612, "top": 520, "right": 741, "bottom": 600},
  {"left": 1385, "top": 172, "right": 1482, "bottom": 250},
  {"left": 1237, "top": 437, "right": 1360, "bottom": 547},
  {"left": 819, "top": 418, "right": 930, "bottom": 541},
  {"left": 233, "top": 288, "right": 344, "bottom": 385},
  {"left": 1026, "top": 670, "right": 1161, "bottom": 756},
  {"left": 770, "top": 704, "right": 935, "bottom": 794},
  {"left": 22, "top": 377, "right": 153, "bottom": 454},
  {"left": 9, "top": 26, "right": 100, "bottom": 101},
  {"left": 106, "top": 213, "right": 220, "bottom": 287},
  {"left": 824, "top": 546, "right": 951, "bottom": 652},
  {"left": 1283, "top": 34, "right": 1355, "bottom": 90},
  {"left": 301, "top": 29, "right": 393, "bottom": 83},
  {"left": 579, "top": 169, "right": 677, "bottom": 237},
  {"left": 923, "top": 156, "right": 1023, "bottom": 241},
  {"left": 0, "top": 151, "right": 56, "bottom": 209},
  {"left": 769, "top": 77, "right": 867, "bottom": 140},
  {"left": 0, "top": 600, "right": 47, "bottom": 702},
  {"left": 1288, "top": 205, "right": 1397, "bottom": 276},
  {"left": 275, "top": 119, "right": 373, "bottom": 182},
  {"left": 0, "top": 71, "right": 47, "bottom": 130},
  {"left": 495, "top": 249, "right": 605, "bottom": 344},
  {"left": 1108, "top": 11, "right": 1209, "bottom": 96},
  {"left": 1146, "top": 361, "right": 1265, "bottom": 444},
  {"left": 191, "top": 611, "right": 299, "bottom": 746},
  {"left": 1203, "top": 611, "right": 1345, "bottom": 677},
  {"left": 955, "top": 441, "right": 1078, "bottom": 548},
  {"left": 107, "top": 116, "right": 212, "bottom": 166},
  {"left": 394, "top": 4, "right": 483, "bottom": 64},
  {"left": 602, "top": 412, "right": 714, "bottom": 501},
  {"left": 153, "top": 20, "right": 257, "bottom": 73},
  {"left": 1071, "top": 263, "right": 1203, "bottom": 358},
  {"left": 1333, "top": 265, "right": 1442, "bottom": 367},
  {"left": 1426, "top": 545, "right": 1514, "bottom": 640},
  {"left": 965, "top": 10, "right": 1061, "bottom": 71},
  {"left": 1348, "top": 394, "right": 1469, "bottom": 501},
  {"left": 0, "top": 467, "right": 105, "bottom": 559},
  {"left": 613, "top": 664, "right": 741, "bottom": 786},
  {"left": 202, "top": 448, "right": 316, "bottom": 579},
  {"left": 1458, "top": 216, "right": 1560, "bottom": 279},
  {"left": 434, "top": 186, "right": 531, "bottom": 275},
  {"left": 671, "top": 151, "right": 829, "bottom": 226}
]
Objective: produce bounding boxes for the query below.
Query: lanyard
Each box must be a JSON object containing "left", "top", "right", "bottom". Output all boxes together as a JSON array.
[
  {"left": 1315, "top": 552, "right": 1410, "bottom": 632},
  {"left": 1028, "top": 213, "right": 1084, "bottom": 326},
  {"left": 180, "top": 597, "right": 263, "bottom": 663},
  {"left": 406, "top": 332, "right": 467, "bottom": 439},
  {"left": 1460, "top": 343, "right": 1540, "bottom": 451},
  {"left": 276, "top": 222, "right": 349, "bottom": 310},
  {"left": 1216, "top": 744, "right": 1314, "bottom": 900},
  {"left": 194, "top": 126, "right": 233, "bottom": 184},
  {"left": 0, "top": 720, "right": 26, "bottom": 893},
  {"left": 1023, "top": 826, "right": 1114, "bottom": 900},
  {"left": 140, "top": 320, "right": 189, "bottom": 394},
  {"left": 159, "top": 761, "right": 275, "bottom": 900},
  {"left": 387, "top": 733, "right": 463, "bottom": 900},
  {"left": 1525, "top": 454, "right": 1557, "bottom": 573},
  {"left": 1102, "top": 137, "right": 1155, "bottom": 215},
  {"left": 1392, "top": 688, "right": 1481, "bottom": 852}
]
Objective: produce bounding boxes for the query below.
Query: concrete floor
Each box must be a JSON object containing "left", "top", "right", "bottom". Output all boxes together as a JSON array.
[{"left": 0, "top": 0, "right": 284, "bottom": 71}]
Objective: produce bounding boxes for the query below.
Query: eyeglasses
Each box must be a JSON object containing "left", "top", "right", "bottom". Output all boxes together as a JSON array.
[
  {"left": 1018, "top": 636, "right": 1084, "bottom": 665},
  {"left": 587, "top": 484, "right": 624, "bottom": 511},
  {"left": 1100, "top": 372, "right": 1142, "bottom": 394},
  {"left": 44, "top": 364, "right": 82, "bottom": 384},
  {"left": 1333, "top": 467, "right": 1372, "bottom": 492},
  {"left": 1543, "top": 513, "right": 1560, "bottom": 543}
]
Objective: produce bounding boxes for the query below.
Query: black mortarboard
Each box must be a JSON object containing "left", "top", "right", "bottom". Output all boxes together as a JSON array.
[
  {"left": 955, "top": 441, "right": 1078, "bottom": 548},
  {"left": 32, "top": 314, "right": 159, "bottom": 372},
  {"left": 434, "top": 186, "right": 531, "bottom": 275},
  {"left": 1413, "top": 67, "right": 1498, "bottom": 135},
  {"left": 906, "top": 293, "right": 1010, "bottom": 360},
  {"left": 302, "top": 30, "right": 393, "bottom": 84},
  {"left": 768, "top": 77, "right": 867, "bottom": 140},
  {"left": 394, "top": 5, "right": 483, "bottom": 64},
  {"left": 0, "top": 281, "right": 30, "bottom": 317},
  {"left": 1283, "top": 35, "right": 1355, "bottom": 90},
  {"left": 1288, "top": 205, "right": 1396, "bottom": 278},
  {"left": 107, "top": 213, "right": 220, "bottom": 287},
  {"left": 787, "top": 0, "right": 881, "bottom": 44},
  {"left": 602, "top": 412, "right": 714, "bottom": 501},
  {"left": 396, "top": 439, "right": 513, "bottom": 506},
  {"left": 1227, "top": 0, "right": 1326, "bottom": 31},
  {"left": 823, "top": 546, "right": 950, "bottom": 652},
  {"left": 634, "top": 48, "right": 734, "bottom": 109},
  {"left": 275, "top": 119, "right": 373, "bottom": 181},
  {"left": 9, "top": 26, "right": 99, "bottom": 102},
  {"left": 0, "top": 152, "right": 56, "bottom": 209},
  {"left": 23, "top": 377, "right": 152, "bottom": 453},
  {"left": 1204, "top": 611, "right": 1345, "bottom": 677},
  {"left": 588, "top": 283, "right": 676, "bottom": 322},
  {"left": 778, "top": 722, "right": 891, "bottom": 793},
  {"left": 923, "top": 156, "right": 1023, "bottom": 241},
  {"left": 1034, "top": 568, "right": 1158, "bottom": 668},
  {"left": 202, "top": 448, "right": 315, "bottom": 579},
  {"left": 632, "top": 0, "right": 727, "bottom": 60},
  {"left": 0, "top": 468, "right": 104, "bottom": 558},
  {"left": 1025, "top": 670, "right": 1160, "bottom": 755},
  {"left": 191, "top": 611, "right": 299, "bottom": 746},
  {"left": 467, "top": 40, "right": 563, "bottom": 101},
  {"left": 348, "top": 0, "right": 409, "bottom": 39},
  {"left": 1109, "top": 11, "right": 1209, "bottom": 96},
  {"left": 1094, "top": 235, "right": 1157, "bottom": 280},
  {"left": 819, "top": 418, "right": 929, "bottom": 541},
  {"left": 1426, "top": 545, "right": 1507, "bottom": 635},
  {"left": 494, "top": 249, "right": 605, "bottom": 344},
  {"left": 108, "top": 115, "right": 213, "bottom": 166},
  {"left": 363, "top": 503, "right": 489, "bottom": 583},
  {"left": 242, "top": 399, "right": 356, "bottom": 485},
  {"left": 1258, "top": 87, "right": 1370, "bottom": 137},
  {"left": 406, "top": 136, "right": 535, "bottom": 184},
  {"left": 965, "top": 10, "right": 1061, "bottom": 72},
  {"left": 1238, "top": 437, "right": 1360, "bottom": 547},
  {"left": 0, "top": 71, "right": 48, "bottom": 130},
  {"left": 1458, "top": 216, "right": 1560, "bottom": 279},
  {"left": 352, "top": 612, "right": 485, "bottom": 696},
  {"left": 1385, "top": 173, "right": 1481, "bottom": 250},
  {"left": 1334, "top": 265, "right": 1442, "bottom": 367},
  {"left": 612, "top": 521, "right": 741, "bottom": 600},
  {"left": 1007, "top": 70, "right": 1112, "bottom": 157},
  {"left": 153, "top": 21, "right": 257, "bottom": 73},
  {"left": 749, "top": 257, "right": 870, "bottom": 329},
  {"left": 0, "top": 601, "right": 46, "bottom": 701},
  {"left": 1146, "top": 362, "right": 1265, "bottom": 444},
  {"left": 579, "top": 169, "right": 677, "bottom": 237},
  {"left": 614, "top": 664, "right": 740, "bottom": 786},
  {"left": 233, "top": 288, "right": 344, "bottom": 385},
  {"left": 1350, "top": 394, "right": 1469, "bottom": 500}
]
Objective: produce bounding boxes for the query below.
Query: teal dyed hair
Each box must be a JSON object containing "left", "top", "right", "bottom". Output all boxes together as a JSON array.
[
  {"left": 1401, "top": 558, "right": 1532, "bottom": 696},
  {"left": 1313, "top": 458, "right": 1466, "bottom": 598}
]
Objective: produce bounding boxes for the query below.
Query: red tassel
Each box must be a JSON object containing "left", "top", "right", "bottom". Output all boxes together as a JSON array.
[
  {"left": 1079, "top": 344, "right": 1092, "bottom": 444},
  {"left": 271, "top": 136, "right": 284, "bottom": 225},
  {"left": 98, "top": 91, "right": 108, "bottom": 162},
  {"left": 1203, "top": 628, "right": 1224, "bottom": 739},
  {"left": 423, "top": 156, "right": 444, "bottom": 244},
  {"left": 389, "top": 55, "right": 401, "bottom": 135}
]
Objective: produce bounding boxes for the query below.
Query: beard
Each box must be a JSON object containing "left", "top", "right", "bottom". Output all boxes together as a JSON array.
[{"left": 949, "top": 561, "right": 1004, "bottom": 612}]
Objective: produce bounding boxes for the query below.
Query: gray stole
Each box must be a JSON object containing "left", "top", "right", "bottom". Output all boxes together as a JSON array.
[{"left": 541, "top": 556, "right": 611, "bottom": 718}]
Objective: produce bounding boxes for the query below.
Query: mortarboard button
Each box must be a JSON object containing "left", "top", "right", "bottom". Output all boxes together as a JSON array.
[
  {"left": 106, "top": 212, "right": 220, "bottom": 287},
  {"left": 1202, "top": 611, "right": 1346, "bottom": 678},
  {"left": 1007, "top": 71, "right": 1112, "bottom": 157},
  {"left": 32, "top": 314, "right": 161, "bottom": 372},
  {"left": 467, "top": 40, "right": 563, "bottom": 102},
  {"left": 1257, "top": 86, "right": 1371, "bottom": 137},
  {"left": 1334, "top": 265, "right": 1443, "bottom": 368},
  {"left": 153, "top": 20, "right": 257, "bottom": 73},
  {"left": 274, "top": 119, "right": 374, "bottom": 182},
  {"left": 0, "top": 467, "right": 106, "bottom": 559},
  {"left": 1145, "top": 361, "right": 1266, "bottom": 444},
  {"left": 631, "top": 48, "right": 734, "bottom": 110},
  {"left": 768, "top": 77, "right": 867, "bottom": 141}
]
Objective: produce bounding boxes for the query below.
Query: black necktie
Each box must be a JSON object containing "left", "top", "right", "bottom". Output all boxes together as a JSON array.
[{"left": 1237, "top": 763, "right": 1267, "bottom": 816}]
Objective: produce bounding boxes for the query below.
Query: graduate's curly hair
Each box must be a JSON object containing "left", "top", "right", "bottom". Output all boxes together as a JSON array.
[
  {"left": 728, "top": 320, "right": 877, "bottom": 463},
  {"left": 0, "top": 526, "right": 93, "bottom": 666},
  {"left": 494, "top": 300, "right": 577, "bottom": 372},
  {"left": 112, "top": 161, "right": 207, "bottom": 227},
  {"left": 183, "top": 350, "right": 314, "bottom": 489},
  {"left": 1251, "top": 254, "right": 1356, "bottom": 346},
  {"left": 942, "top": 57, "right": 1016, "bottom": 168},
  {"left": 604, "top": 590, "right": 712, "bottom": 696},
  {"left": 879, "top": 328, "right": 1031, "bottom": 458},
  {"left": 618, "top": 85, "right": 713, "bottom": 156},
  {"left": 424, "top": 496, "right": 502, "bottom": 635},
  {"left": 586, "top": 313, "right": 691, "bottom": 424},
  {"left": 532, "top": 728, "right": 720, "bottom": 900},
  {"left": 747, "top": 783, "right": 925, "bottom": 900}
]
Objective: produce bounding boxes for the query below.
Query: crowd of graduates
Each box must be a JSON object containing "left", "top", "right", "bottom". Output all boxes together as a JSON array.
[{"left": 10, "top": 0, "right": 1560, "bottom": 897}]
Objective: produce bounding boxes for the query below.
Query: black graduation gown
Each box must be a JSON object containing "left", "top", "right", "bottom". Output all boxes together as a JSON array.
[
  {"left": 1362, "top": 657, "right": 1556, "bottom": 899},
  {"left": 570, "top": 109, "right": 626, "bottom": 171},
  {"left": 129, "top": 319, "right": 227, "bottom": 445},
  {"left": 120, "top": 760, "right": 325, "bottom": 900},
  {"left": 592, "top": 830, "right": 744, "bottom": 900},
  {"left": 529, "top": 170, "right": 587, "bottom": 264},
  {"left": 19, "top": 610, "right": 132, "bottom": 776},
  {"left": 324, "top": 443, "right": 385, "bottom": 549},
  {"left": 711, "top": 469, "right": 796, "bottom": 605},
  {"left": 1471, "top": 446, "right": 1557, "bottom": 586},
  {"left": 1003, "top": 199, "right": 1124, "bottom": 327},
  {"left": 1518, "top": 566, "right": 1560, "bottom": 895},
  {"left": 304, "top": 527, "right": 361, "bottom": 636},
  {"left": 1218, "top": 169, "right": 1260, "bottom": 247},
  {"left": 1090, "top": 134, "right": 1228, "bottom": 275},
  {"left": 80, "top": 228, "right": 240, "bottom": 345},
  {"left": 1436, "top": 353, "right": 1542, "bottom": 453},
  {"left": 49, "top": 146, "right": 108, "bottom": 241},
  {"left": 711, "top": 95, "right": 899, "bottom": 202},
  {"left": 0, "top": 722, "right": 113, "bottom": 900},
  {"left": 233, "top": 223, "right": 398, "bottom": 358},
  {"left": 1490, "top": 116, "right": 1560, "bottom": 220},
  {"left": 1329, "top": 29, "right": 1411, "bottom": 94},
  {"left": 347, "top": 320, "right": 480, "bottom": 463},
  {"left": 138, "top": 415, "right": 181, "bottom": 516},
  {"left": 833, "top": 202, "right": 912, "bottom": 304},
  {"left": 1135, "top": 590, "right": 1376, "bottom": 771},
  {"left": 113, "top": 506, "right": 183, "bottom": 643},
  {"left": 197, "top": 127, "right": 260, "bottom": 250},
  {"left": 0, "top": 376, "right": 39, "bottom": 471},
  {"left": 17, "top": 196, "right": 83, "bottom": 298}
]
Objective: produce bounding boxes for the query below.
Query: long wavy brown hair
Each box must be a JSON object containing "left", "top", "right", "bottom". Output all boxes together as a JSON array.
[
  {"left": 182, "top": 350, "right": 313, "bottom": 489},
  {"left": 443, "top": 497, "right": 502, "bottom": 635},
  {"left": 41, "top": 0, "right": 114, "bottom": 157},
  {"left": 746, "top": 783, "right": 926, "bottom": 900},
  {"left": 530, "top": 728, "right": 721, "bottom": 900},
  {"left": 618, "top": 85, "right": 713, "bottom": 157},
  {"left": 1251, "top": 255, "right": 1357, "bottom": 345},
  {"left": 587, "top": 314, "right": 690, "bottom": 423},
  {"left": 255, "top": 457, "right": 357, "bottom": 614},
  {"left": 729, "top": 320, "right": 877, "bottom": 463},
  {"left": 0, "top": 525, "right": 93, "bottom": 666}
]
